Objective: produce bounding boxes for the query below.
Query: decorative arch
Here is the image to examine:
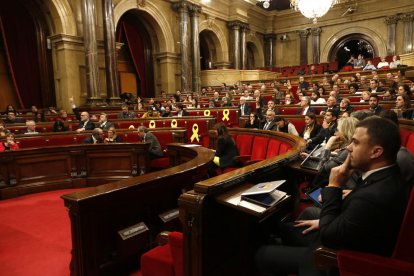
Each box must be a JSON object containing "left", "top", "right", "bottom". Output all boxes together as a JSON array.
[
  {"left": 199, "top": 20, "right": 229, "bottom": 62},
  {"left": 114, "top": 0, "right": 175, "bottom": 53},
  {"left": 321, "top": 26, "right": 387, "bottom": 62},
  {"left": 47, "top": 0, "right": 77, "bottom": 35},
  {"left": 246, "top": 34, "right": 265, "bottom": 68}
]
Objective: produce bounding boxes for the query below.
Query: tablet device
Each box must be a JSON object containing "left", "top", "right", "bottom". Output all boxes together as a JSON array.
[{"left": 305, "top": 186, "right": 322, "bottom": 207}]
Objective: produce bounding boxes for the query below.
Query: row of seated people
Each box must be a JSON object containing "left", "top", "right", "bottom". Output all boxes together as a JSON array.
[{"left": 141, "top": 113, "right": 414, "bottom": 276}]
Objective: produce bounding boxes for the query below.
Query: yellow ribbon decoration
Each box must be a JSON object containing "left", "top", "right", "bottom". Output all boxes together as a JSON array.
[
  {"left": 149, "top": 120, "right": 156, "bottom": 128},
  {"left": 222, "top": 109, "right": 230, "bottom": 121},
  {"left": 204, "top": 110, "right": 211, "bottom": 117},
  {"left": 190, "top": 123, "right": 200, "bottom": 142},
  {"left": 128, "top": 125, "right": 135, "bottom": 130},
  {"left": 171, "top": 119, "right": 177, "bottom": 128}
]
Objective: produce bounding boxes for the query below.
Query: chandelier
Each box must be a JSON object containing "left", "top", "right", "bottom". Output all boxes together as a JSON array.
[{"left": 290, "top": 0, "right": 342, "bottom": 24}]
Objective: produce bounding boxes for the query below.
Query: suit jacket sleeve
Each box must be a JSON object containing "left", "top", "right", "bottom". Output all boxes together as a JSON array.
[
  {"left": 72, "top": 107, "right": 81, "bottom": 121},
  {"left": 84, "top": 121, "right": 96, "bottom": 131}
]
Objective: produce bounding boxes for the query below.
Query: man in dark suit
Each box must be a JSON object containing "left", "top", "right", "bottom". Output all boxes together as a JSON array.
[
  {"left": 369, "top": 94, "right": 383, "bottom": 115},
  {"left": 261, "top": 110, "right": 278, "bottom": 131},
  {"left": 239, "top": 97, "right": 252, "bottom": 116},
  {"left": 368, "top": 79, "right": 384, "bottom": 93},
  {"left": 70, "top": 97, "right": 95, "bottom": 133},
  {"left": 137, "top": 126, "right": 163, "bottom": 159},
  {"left": 296, "top": 96, "right": 316, "bottom": 115},
  {"left": 117, "top": 104, "right": 136, "bottom": 119},
  {"left": 256, "top": 117, "right": 409, "bottom": 275},
  {"left": 82, "top": 128, "right": 104, "bottom": 144},
  {"left": 98, "top": 113, "right": 114, "bottom": 131},
  {"left": 298, "top": 76, "right": 309, "bottom": 92},
  {"left": 175, "top": 104, "right": 189, "bottom": 117}
]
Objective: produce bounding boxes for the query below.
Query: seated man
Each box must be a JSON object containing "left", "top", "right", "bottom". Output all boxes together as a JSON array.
[
  {"left": 118, "top": 104, "right": 136, "bottom": 119},
  {"left": 256, "top": 117, "right": 409, "bottom": 276},
  {"left": 307, "top": 109, "right": 338, "bottom": 150},
  {"left": 69, "top": 97, "right": 95, "bottom": 132},
  {"left": 137, "top": 126, "right": 163, "bottom": 159},
  {"left": 239, "top": 96, "right": 252, "bottom": 116},
  {"left": 82, "top": 128, "right": 104, "bottom": 144},
  {"left": 4, "top": 111, "right": 25, "bottom": 124},
  {"left": 261, "top": 110, "right": 278, "bottom": 131},
  {"left": 97, "top": 113, "right": 114, "bottom": 131},
  {"left": 296, "top": 96, "right": 316, "bottom": 115},
  {"left": 24, "top": 120, "right": 39, "bottom": 134}
]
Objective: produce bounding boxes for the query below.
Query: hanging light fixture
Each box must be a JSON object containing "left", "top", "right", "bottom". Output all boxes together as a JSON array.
[
  {"left": 290, "top": 0, "right": 342, "bottom": 24},
  {"left": 257, "top": 0, "right": 271, "bottom": 9}
]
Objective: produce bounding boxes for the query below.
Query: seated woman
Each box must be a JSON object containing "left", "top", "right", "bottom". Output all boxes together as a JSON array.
[
  {"left": 208, "top": 123, "right": 240, "bottom": 176},
  {"left": 0, "top": 133, "right": 19, "bottom": 152},
  {"left": 274, "top": 116, "right": 299, "bottom": 136},
  {"left": 395, "top": 94, "right": 413, "bottom": 119},
  {"left": 104, "top": 127, "right": 122, "bottom": 143},
  {"left": 360, "top": 91, "right": 371, "bottom": 102},
  {"left": 0, "top": 121, "right": 8, "bottom": 137},
  {"left": 300, "top": 113, "right": 321, "bottom": 140},
  {"left": 222, "top": 97, "right": 233, "bottom": 107},
  {"left": 302, "top": 116, "right": 359, "bottom": 188},
  {"left": 52, "top": 120, "right": 68, "bottom": 132},
  {"left": 245, "top": 112, "right": 260, "bottom": 129},
  {"left": 339, "top": 98, "right": 354, "bottom": 116}
]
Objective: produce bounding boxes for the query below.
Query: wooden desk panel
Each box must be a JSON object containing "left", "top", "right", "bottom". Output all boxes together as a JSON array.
[{"left": 0, "top": 143, "right": 150, "bottom": 199}]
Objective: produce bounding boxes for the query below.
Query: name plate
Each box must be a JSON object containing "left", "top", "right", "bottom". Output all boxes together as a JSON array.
[
  {"left": 159, "top": 208, "right": 179, "bottom": 223},
  {"left": 118, "top": 222, "right": 148, "bottom": 240}
]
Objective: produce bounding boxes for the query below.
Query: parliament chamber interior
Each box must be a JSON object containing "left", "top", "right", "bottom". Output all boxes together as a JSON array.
[{"left": 1, "top": 0, "right": 414, "bottom": 275}]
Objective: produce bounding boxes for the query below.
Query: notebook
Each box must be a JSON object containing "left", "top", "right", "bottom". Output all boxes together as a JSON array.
[
  {"left": 300, "top": 145, "right": 323, "bottom": 171},
  {"left": 241, "top": 180, "right": 287, "bottom": 207}
]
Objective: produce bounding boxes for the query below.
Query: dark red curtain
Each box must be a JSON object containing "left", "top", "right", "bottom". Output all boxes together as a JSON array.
[
  {"left": 0, "top": 2, "right": 43, "bottom": 109},
  {"left": 116, "top": 20, "right": 147, "bottom": 97}
]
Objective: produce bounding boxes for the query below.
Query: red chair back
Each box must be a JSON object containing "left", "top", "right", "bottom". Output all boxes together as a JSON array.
[{"left": 392, "top": 188, "right": 414, "bottom": 262}]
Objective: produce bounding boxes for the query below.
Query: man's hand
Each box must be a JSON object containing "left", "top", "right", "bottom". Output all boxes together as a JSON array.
[
  {"left": 329, "top": 153, "right": 353, "bottom": 187},
  {"left": 322, "top": 120, "right": 330, "bottom": 129},
  {"left": 294, "top": 219, "right": 320, "bottom": 234}
]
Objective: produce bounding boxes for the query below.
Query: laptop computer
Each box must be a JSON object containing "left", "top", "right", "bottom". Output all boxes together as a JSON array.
[
  {"left": 300, "top": 145, "right": 324, "bottom": 171},
  {"left": 241, "top": 180, "right": 287, "bottom": 207}
]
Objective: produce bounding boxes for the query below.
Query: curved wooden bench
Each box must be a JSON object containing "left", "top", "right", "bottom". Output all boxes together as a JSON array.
[{"left": 61, "top": 144, "right": 215, "bottom": 276}]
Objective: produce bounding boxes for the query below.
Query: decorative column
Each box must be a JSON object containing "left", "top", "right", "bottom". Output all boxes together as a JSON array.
[
  {"left": 172, "top": 1, "right": 190, "bottom": 92},
  {"left": 240, "top": 24, "right": 248, "bottom": 70},
  {"left": 189, "top": 4, "right": 201, "bottom": 93},
  {"left": 102, "top": 0, "right": 121, "bottom": 104},
  {"left": 81, "top": 0, "right": 103, "bottom": 105},
  {"left": 385, "top": 15, "right": 399, "bottom": 56},
  {"left": 311, "top": 27, "right": 322, "bottom": 64},
  {"left": 297, "top": 29, "right": 309, "bottom": 65},
  {"left": 228, "top": 21, "right": 241, "bottom": 70},
  {"left": 400, "top": 13, "right": 414, "bottom": 54},
  {"left": 264, "top": 34, "right": 276, "bottom": 69}
]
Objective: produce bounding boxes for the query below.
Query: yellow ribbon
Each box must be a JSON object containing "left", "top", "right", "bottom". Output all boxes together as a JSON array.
[
  {"left": 204, "top": 110, "right": 211, "bottom": 117},
  {"left": 128, "top": 125, "right": 135, "bottom": 130},
  {"left": 190, "top": 123, "right": 200, "bottom": 142},
  {"left": 171, "top": 119, "right": 177, "bottom": 128},
  {"left": 149, "top": 120, "right": 156, "bottom": 128},
  {"left": 222, "top": 109, "right": 230, "bottom": 121}
]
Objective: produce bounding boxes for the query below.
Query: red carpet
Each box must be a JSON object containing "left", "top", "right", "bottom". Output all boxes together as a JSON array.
[{"left": 0, "top": 189, "right": 81, "bottom": 276}]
